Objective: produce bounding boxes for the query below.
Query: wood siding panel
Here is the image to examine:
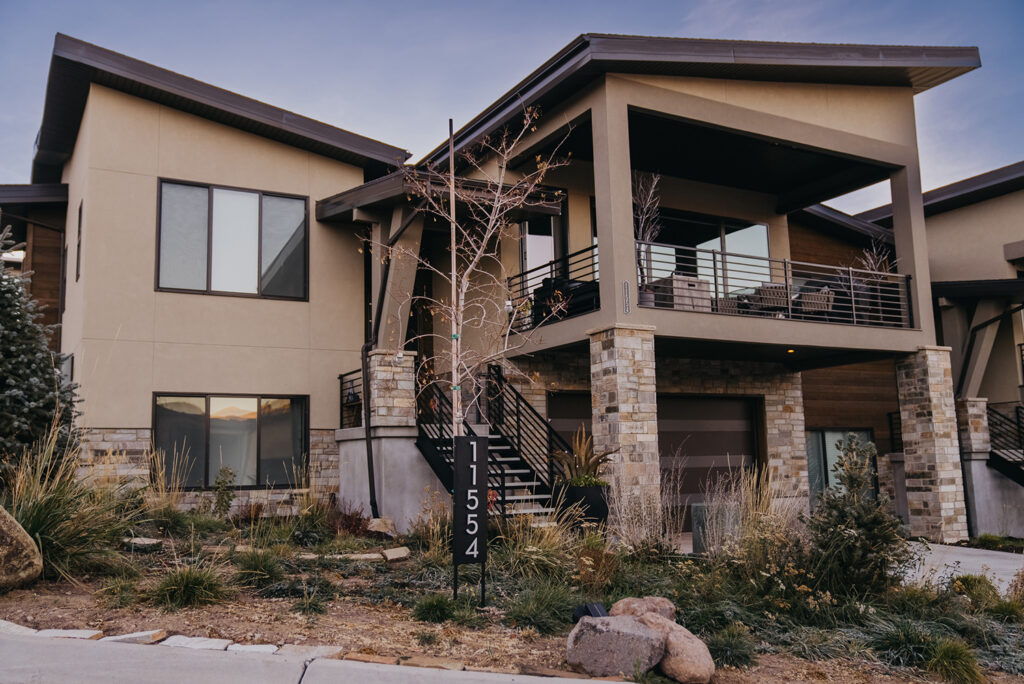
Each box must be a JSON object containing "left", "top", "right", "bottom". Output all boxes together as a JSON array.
[{"left": 23, "top": 223, "right": 64, "bottom": 351}]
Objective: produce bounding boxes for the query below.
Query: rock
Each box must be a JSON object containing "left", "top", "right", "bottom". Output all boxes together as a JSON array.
[
  {"left": 36, "top": 629, "right": 103, "bottom": 640},
  {"left": 338, "top": 553, "right": 384, "bottom": 562},
  {"left": 227, "top": 643, "right": 279, "bottom": 654},
  {"left": 0, "top": 619, "right": 37, "bottom": 636},
  {"left": 635, "top": 613, "right": 714, "bottom": 684},
  {"left": 161, "top": 635, "right": 232, "bottom": 650},
  {"left": 366, "top": 517, "right": 397, "bottom": 538},
  {"left": 120, "top": 537, "right": 163, "bottom": 553},
  {"left": 381, "top": 546, "right": 411, "bottom": 563},
  {"left": 609, "top": 596, "right": 676, "bottom": 621},
  {"left": 566, "top": 616, "right": 664, "bottom": 678},
  {"left": 0, "top": 504, "right": 43, "bottom": 591},
  {"left": 275, "top": 644, "right": 345, "bottom": 659},
  {"left": 344, "top": 652, "right": 399, "bottom": 664},
  {"left": 402, "top": 655, "right": 465, "bottom": 670},
  {"left": 296, "top": 552, "right": 319, "bottom": 562},
  {"left": 101, "top": 629, "right": 168, "bottom": 644}
]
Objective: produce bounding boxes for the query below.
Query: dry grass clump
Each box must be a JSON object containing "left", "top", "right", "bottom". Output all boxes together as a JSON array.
[
  {"left": 3, "top": 418, "right": 138, "bottom": 580},
  {"left": 409, "top": 487, "right": 452, "bottom": 568},
  {"left": 492, "top": 499, "right": 584, "bottom": 581}
]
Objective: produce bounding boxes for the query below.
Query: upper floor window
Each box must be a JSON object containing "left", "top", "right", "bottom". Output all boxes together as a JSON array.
[{"left": 157, "top": 181, "right": 308, "bottom": 299}]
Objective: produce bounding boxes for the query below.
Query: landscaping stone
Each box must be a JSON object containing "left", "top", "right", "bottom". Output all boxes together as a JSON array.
[
  {"left": 609, "top": 596, "right": 676, "bottom": 621},
  {"left": 120, "top": 537, "right": 163, "bottom": 553},
  {"left": 36, "top": 629, "right": 103, "bottom": 640},
  {"left": 343, "top": 652, "right": 399, "bottom": 664},
  {"left": 0, "top": 619, "right": 37, "bottom": 636},
  {"left": 227, "top": 643, "right": 279, "bottom": 654},
  {"left": 274, "top": 644, "right": 345, "bottom": 659},
  {"left": 160, "top": 635, "right": 231, "bottom": 650},
  {"left": 635, "top": 613, "right": 714, "bottom": 684},
  {"left": 0, "top": 504, "right": 43, "bottom": 592},
  {"left": 566, "top": 616, "right": 664, "bottom": 678},
  {"left": 338, "top": 552, "right": 384, "bottom": 562},
  {"left": 520, "top": 664, "right": 588, "bottom": 678},
  {"left": 367, "top": 517, "right": 397, "bottom": 538},
  {"left": 202, "top": 544, "right": 252, "bottom": 556},
  {"left": 296, "top": 552, "right": 319, "bottom": 562},
  {"left": 381, "top": 546, "right": 411, "bottom": 562},
  {"left": 402, "top": 655, "right": 465, "bottom": 670},
  {"left": 101, "top": 629, "right": 168, "bottom": 644}
]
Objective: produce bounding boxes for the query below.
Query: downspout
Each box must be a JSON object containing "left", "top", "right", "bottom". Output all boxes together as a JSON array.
[{"left": 361, "top": 203, "right": 424, "bottom": 519}]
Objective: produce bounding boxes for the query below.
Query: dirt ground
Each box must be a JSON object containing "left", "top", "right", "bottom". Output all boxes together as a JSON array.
[{"left": 2, "top": 578, "right": 1022, "bottom": 682}]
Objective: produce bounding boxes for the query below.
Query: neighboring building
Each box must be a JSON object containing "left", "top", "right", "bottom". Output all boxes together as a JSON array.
[
  {"left": 857, "top": 162, "right": 1024, "bottom": 537},
  {"left": 1, "top": 33, "right": 993, "bottom": 542}
]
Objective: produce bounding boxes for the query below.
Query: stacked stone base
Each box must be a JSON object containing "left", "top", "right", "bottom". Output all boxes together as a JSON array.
[{"left": 77, "top": 428, "right": 339, "bottom": 518}]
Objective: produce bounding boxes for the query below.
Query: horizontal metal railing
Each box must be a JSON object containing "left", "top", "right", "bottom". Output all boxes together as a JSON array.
[
  {"left": 339, "top": 369, "right": 363, "bottom": 429},
  {"left": 506, "top": 244, "right": 599, "bottom": 333},
  {"left": 635, "top": 240, "right": 912, "bottom": 329}
]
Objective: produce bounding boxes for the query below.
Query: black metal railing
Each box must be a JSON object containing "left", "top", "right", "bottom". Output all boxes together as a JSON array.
[
  {"left": 635, "top": 240, "right": 912, "bottom": 329},
  {"left": 887, "top": 411, "right": 904, "bottom": 453},
  {"left": 416, "top": 381, "right": 507, "bottom": 517},
  {"left": 506, "top": 244, "right": 599, "bottom": 333},
  {"left": 485, "top": 365, "right": 570, "bottom": 491},
  {"left": 988, "top": 403, "right": 1024, "bottom": 462},
  {"left": 1018, "top": 343, "right": 1024, "bottom": 382},
  {"left": 339, "top": 369, "right": 363, "bottom": 429}
]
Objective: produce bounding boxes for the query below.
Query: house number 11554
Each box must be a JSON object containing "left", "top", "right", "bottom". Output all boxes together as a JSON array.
[{"left": 452, "top": 435, "right": 488, "bottom": 601}]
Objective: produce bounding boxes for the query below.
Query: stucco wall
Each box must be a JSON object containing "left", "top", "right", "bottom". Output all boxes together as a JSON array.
[
  {"left": 60, "top": 84, "right": 367, "bottom": 431},
  {"left": 926, "top": 189, "right": 1024, "bottom": 282}
]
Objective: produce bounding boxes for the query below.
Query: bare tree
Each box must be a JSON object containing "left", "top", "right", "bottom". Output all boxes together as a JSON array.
[
  {"left": 377, "top": 106, "right": 572, "bottom": 434},
  {"left": 631, "top": 171, "right": 662, "bottom": 290}
]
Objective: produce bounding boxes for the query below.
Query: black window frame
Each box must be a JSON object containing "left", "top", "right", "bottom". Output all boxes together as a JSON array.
[
  {"left": 152, "top": 392, "right": 309, "bottom": 490},
  {"left": 155, "top": 179, "right": 310, "bottom": 301},
  {"left": 806, "top": 426, "right": 878, "bottom": 501}
]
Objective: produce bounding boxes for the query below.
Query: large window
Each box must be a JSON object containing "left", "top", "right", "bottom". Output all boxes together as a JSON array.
[
  {"left": 157, "top": 181, "right": 308, "bottom": 299},
  {"left": 153, "top": 394, "right": 308, "bottom": 489}
]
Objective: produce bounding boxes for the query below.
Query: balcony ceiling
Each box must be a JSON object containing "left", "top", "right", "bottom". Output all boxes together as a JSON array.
[{"left": 550, "top": 115, "right": 894, "bottom": 214}]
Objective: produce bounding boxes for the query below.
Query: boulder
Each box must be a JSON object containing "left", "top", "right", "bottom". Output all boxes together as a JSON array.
[
  {"left": 635, "top": 613, "right": 714, "bottom": 684},
  {"left": 566, "top": 616, "right": 665, "bottom": 678},
  {"left": 609, "top": 596, "right": 676, "bottom": 621},
  {"left": 0, "top": 504, "right": 43, "bottom": 591},
  {"left": 366, "top": 517, "right": 397, "bottom": 538},
  {"left": 381, "top": 546, "right": 411, "bottom": 562}
]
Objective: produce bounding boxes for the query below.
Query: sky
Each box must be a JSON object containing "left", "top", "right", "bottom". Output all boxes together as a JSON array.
[{"left": 0, "top": 0, "right": 1021, "bottom": 213}]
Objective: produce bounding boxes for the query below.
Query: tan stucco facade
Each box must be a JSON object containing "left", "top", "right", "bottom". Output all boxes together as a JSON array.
[
  {"left": 927, "top": 189, "right": 1024, "bottom": 282},
  {"left": 60, "top": 84, "right": 367, "bottom": 430}
]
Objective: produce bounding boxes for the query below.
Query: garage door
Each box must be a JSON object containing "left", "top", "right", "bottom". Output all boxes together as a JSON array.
[{"left": 658, "top": 395, "right": 760, "bottom": 529}]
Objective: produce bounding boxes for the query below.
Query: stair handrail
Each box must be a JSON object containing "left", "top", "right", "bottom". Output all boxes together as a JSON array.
[
  {"left": 987, "top": 404, "right": 1024, "bottom": 459},
  {"left": 486, "top": 366, "right": 571, "bottom": 490},
  {"left": 416, "top": 381, "right": 507, "bottom": 517}
]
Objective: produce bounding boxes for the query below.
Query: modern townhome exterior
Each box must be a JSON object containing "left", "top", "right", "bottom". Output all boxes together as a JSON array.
[{"left": 2, "top": 33, "right": 994, "bottom": 543}]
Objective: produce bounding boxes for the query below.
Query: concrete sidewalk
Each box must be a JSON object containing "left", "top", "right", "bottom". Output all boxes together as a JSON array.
[
  {"left": 908, "top": 542, "right": 1023, "bottom": 589},
  {"left": 0, "top": 634, "right": 575, "bottom": 684}
]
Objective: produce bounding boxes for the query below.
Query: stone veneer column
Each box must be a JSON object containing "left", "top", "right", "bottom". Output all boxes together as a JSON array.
[
  {"left": 895, "top": 346, "right": 968, "bottom": 542},
  {"left": 956, "top": 397, "right": 990, "bottom": 539},
  {"left": 367, "top": 350, "right": 418, "bottom": 428},
  {"left": 588, "top": 324, "right": 660, "bottom": 508}
]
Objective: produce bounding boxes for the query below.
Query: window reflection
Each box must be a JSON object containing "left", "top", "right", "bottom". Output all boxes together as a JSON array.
[{"left": 209, "top": 397, "right": 258, "bottom": 486}]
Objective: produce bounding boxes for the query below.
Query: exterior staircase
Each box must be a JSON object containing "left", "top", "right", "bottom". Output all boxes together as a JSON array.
[
  {"left": 987, "top": 403, "right": 1024, "bottom": 487},
  {"left": 415, "top": 367, "right": 570, "bottom": 521}
]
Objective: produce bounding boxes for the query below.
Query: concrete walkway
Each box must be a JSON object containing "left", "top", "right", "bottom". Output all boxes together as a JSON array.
[
  {"left": 908, "top": 542, "right": 1023, "bottom": 589},
  {"left": 0, "top": 634, "right": 576, "bottom": 684}
]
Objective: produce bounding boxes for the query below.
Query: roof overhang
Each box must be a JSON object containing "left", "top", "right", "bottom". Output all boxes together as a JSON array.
[
  {"left": 790, "top": 203, "right": 894, "bottom": 245},
  {"left": 858, "top": 160, "right": 1024, "bottom": 226},
  {"left": 0, "top": 183, "right": 68, "bottom": 241},
  {"left": 933, "top": 279, "right": 1024, "bottom": 302},
  {"left": 422, "top": 33, "right": 981, "bottom": 168},
  {"left": 316, "top": 170, "right": 564, "bottom": 224},
  {"left": 31, "top": 34, "right": 411, "bottom": 183}
]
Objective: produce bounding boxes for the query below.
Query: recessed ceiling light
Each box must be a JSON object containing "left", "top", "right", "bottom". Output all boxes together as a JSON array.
[{"left": 786, "top": 349, "right": 795, "bottom": 354}]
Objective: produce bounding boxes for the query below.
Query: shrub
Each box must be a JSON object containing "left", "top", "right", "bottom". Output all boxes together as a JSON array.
[
  {"left": 3, "top": 424, "right": 136, "bottom": 579},
  {"left": 150, "top": 504, "right": 191, "bottom": 537},
  {"left": 924, "top": 638, "right": 984, "bottom": 684},
  {"left": 0, "top": 227, "right": 77, "bottom": 462},
  {"left": 412, "top": 593, "right": 454, "bottom": 623},
  {"left": 292, "top": 592, "right": 327, "bottom": 615},
  {"left": 212, "top": 467, "right": 235, "bottom": 518},
  {"left": 492, "top": 504, "right": 582, "bottom": 580},
  {"left": 503, "top": 581, "right": 578, "bottom": 634},
  {"left": 332, "top": 499, "right": 369, "bottom": 537},
  {"left": 973, "top": 533, "right": 1006, "bottom": 551},
  {"left": 806, "top": 434, "right": 914, "bottom": 596},
  {"left": 99, "top": 575, "right": 139, "bottom": 608},
  {"left": 414, "top": 629, "right": 439, "bottom": 646},
  {"left": 705, "top": 622, "right": 758, "bottom": 668},
  {"left": 408, "top": 488, "right": 452, "bottom": 568},
  {"left": 949, "top": 574, "right": 1000, "bottom": 612},
  {"left": 871, "top": 618, "right": 935, "bottom": 667},
  {"left": 258, "top": 574, "right": 335, "bottom": 600},
  {"left": 150, "top": 563, "right": 230, "bottom": 609},
  {"left": 232, "top": 549, "right": 284, "bottom": 588},
  {"left": 230, "top": 501, "right": 264, "bottom": 528},
  {"left": 987, "top": 599, "right": 1023, "bottom": 622},
  {"left": 575, "top": 531, "right": 619, "bottom": 596}
]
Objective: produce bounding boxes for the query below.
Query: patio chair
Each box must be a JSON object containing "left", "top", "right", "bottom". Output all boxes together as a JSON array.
[
  {"left": 753, "top": 283, "right": 789, "bottom": 312},
  {"left": 799, "top": 286, "right": 834, "bottom": 320}
]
